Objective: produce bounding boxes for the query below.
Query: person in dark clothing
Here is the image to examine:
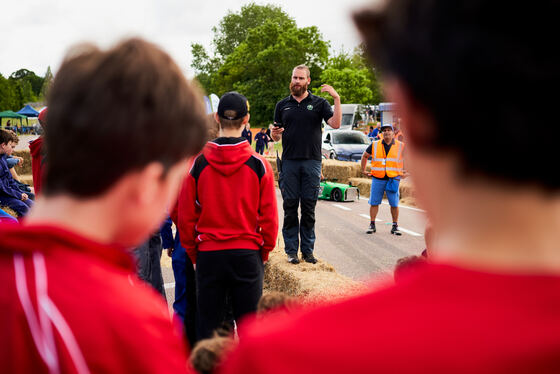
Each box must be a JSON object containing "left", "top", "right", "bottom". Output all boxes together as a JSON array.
[
  {"left": 161, "top": 217, "right": 197, "bottom": 347},
  {"left": 271, "top": 65, "right": 342, "bottom": 265},
  {"left": 241, "top": 123, "right": 252, "bottom": 144},
  {"left": 133, "top": 232, "right": 165, "bottom": 297},
  {"left": 254, "top": 128, "right": 268, "bottom": 155},
  {"left": 0, "top": 129, "right": 33, "bottom": 218},
  {"left": 177, "top": 91, "right": 278, "bottom": 341}
]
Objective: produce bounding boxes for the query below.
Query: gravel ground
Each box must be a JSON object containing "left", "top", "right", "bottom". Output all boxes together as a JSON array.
[{"left": 14, "top": 135, "right": 40, "bottom": 151}]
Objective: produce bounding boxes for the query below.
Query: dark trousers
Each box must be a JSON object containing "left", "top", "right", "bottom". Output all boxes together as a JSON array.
[
  {"left": 279, "top": 159, "right": 321, "bottom": 256},
  {"left": 0, "top": 195, "right": 33, "bottom": 217},
  {"left": 133, "top": 233, "right": 165, "bottom": 297},
  {"left": 196, "top": 249, "right": 263, "bottom": 341},
  {"left": 171, "top": 233, "right": 197, "bottom": 347},
  {"left": 256, "top": 143, "right": 265, "bottom": 154}
]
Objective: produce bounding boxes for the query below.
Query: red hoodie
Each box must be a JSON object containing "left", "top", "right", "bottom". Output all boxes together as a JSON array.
[
  {"left": 29, "top": 137, "right": 44, "bottom": 195},
  {"left": 0, "top": 224, "right": 190, "bottom": 373},
  {"left": 220, "top": 263, "right": 560, "bottom": 374},
  {"left": 177, "top": 137, "right": 278, "bottom": 264}
]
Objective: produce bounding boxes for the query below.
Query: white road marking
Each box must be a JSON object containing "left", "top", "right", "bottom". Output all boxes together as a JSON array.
[
  {"left": 333, "top": 204, "right": 352, "bottom": 211},
  {"left": 381, "top": 201, "right": 425, "bottom": 212},
  {"left": 164, "top": 282, "right": 175, "bottom": 289},
  {"left": 397, "top": 227, "right": 423, "bottom": 237},
  {"left": 359, "top": 214, "right": 382, "bottom": 222},
  {"left": 359, "top": 214, "right": 421, "bottom": 236}
]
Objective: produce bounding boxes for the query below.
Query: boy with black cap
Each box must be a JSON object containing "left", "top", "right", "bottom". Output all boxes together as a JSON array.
[{"left": 177, "top": 91, "right": 278, "bottom": 341}]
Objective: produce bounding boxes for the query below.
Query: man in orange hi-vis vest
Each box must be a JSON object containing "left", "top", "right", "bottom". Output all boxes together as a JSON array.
[{"left": 360, "top": 124, "right": 406, "bottom": 235}]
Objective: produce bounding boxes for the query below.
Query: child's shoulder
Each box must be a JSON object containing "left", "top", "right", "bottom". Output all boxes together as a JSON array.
[{"left": 248, "top": 153, "right": 273, "bottom": 174}]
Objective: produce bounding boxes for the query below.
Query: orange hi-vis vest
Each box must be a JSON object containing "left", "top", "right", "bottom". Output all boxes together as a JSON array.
[{"left": 370, "top": 139, "right": 405, "bottom": 178}]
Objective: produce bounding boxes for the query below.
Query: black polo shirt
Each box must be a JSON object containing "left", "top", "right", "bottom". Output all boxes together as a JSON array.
[{"left": 274, "top": 91, "right": 333, "bottom": 160}]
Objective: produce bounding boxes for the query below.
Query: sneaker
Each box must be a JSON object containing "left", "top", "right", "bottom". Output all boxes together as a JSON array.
[
  {"left": 287, "top": 255, "right": 300, "bottom": 264},
  {"left": 302, "top": 254, "right": 318, "bottom": 264},
  {"left": 391, "top": 224, "right": 402, "bottom": 236},
  {"left": 366, "top": 223, "right": 376, "bottom": 234}
]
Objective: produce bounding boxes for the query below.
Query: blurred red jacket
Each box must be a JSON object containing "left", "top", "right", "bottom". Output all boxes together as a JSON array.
[{"left": 0, "top": 224, "right": 190, "bottom": 373}]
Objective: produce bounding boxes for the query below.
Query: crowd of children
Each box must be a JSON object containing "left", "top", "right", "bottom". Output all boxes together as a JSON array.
[
  {"left": 0, "top": 129, "right": 34, "bottom": 218},
  {"left": 1, "top": 0, "right": 558, "bottom": 372}
]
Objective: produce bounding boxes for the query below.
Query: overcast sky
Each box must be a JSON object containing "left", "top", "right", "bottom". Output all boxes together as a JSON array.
[{"left": 0, "top": 0, "right": 375, "bottom": 79}]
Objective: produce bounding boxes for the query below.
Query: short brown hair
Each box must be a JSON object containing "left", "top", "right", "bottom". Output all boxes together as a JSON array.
[
  {"left": 44, "top": 38, "right": 207, "bottom": 197},
  {"left": 217, "top": 110, "right": 246, "bottom": 129},
  {"left": 206, "top": 114, "right": 220, "bottom": 140},
  {"left": 0, "top": 129, "right": 11, "bottom": 145},
  {"left": 294, "top": 64, "right": 310, "bottom": 78},
  {"left": 190, "top": 334, "right": 235, "bottom": 374},
  {"left": 0, "top": 129, "right": 18, "bottom": 145},
  {"left": 257, "top": 291, "right": 293, "bottom": 314}
]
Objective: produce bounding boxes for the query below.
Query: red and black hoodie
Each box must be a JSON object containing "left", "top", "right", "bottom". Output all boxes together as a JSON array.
[{"left": 177, "top": 137, "right": 278, "bottom": 264}]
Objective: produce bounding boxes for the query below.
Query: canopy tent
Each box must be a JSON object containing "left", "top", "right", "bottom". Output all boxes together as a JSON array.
[
  {"left": 17, "top": 105, "right": 39, "bottom": 117},
  {"left": 0, "top": 110, "right": 29, "bottom": 127}
]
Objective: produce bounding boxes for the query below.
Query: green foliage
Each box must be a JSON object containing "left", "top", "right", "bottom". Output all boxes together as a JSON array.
[
  {"left": 191, "top": 4, "right": 329, "bottom": 125},
  {"left": 40, "top": 66, "right": 53, "bottom": 100},
  {"left": 212, "top": 3, "right": 295, "bottom": 59},
  {"left": 190, "top": 4, "right": 383, "bottom": 125},
  {"left": 0, "top": 74, "right": 19, "bottom": 110},
  {"left": 313, "top": 49, "right": 383, "bottom": 105},
  {"left": 214, "top": 21, "right": 329, "bottom": 125},
  {"left": 10, "top": 69, "right": 43, "bottom": 100}
]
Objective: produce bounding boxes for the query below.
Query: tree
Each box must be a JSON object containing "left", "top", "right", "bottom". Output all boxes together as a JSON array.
[
  {"left": 313, "top": 49, "right": 383, "bottom": 105},
  {"left": 212, "top": 21, "right": 329, "bottom": 125},
  {"left": 10, "top": 69, "right": 44, "bottom": 99},
  {"left": 212, "top": 3, "right": 295, "bottom": 59},
  {"left": 40, "top": 66, "right": 54, "bottom": 100},
  {"left": 0, "top": 74, "right": 18, "bottom": 110},
  {"left": 190, "top": 3, "right": 296, "bottom": 95}
]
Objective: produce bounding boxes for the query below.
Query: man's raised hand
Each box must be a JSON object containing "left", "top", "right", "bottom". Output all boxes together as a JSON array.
[{"left": 320, "top": 84, "right": 340, "bottom": 100}]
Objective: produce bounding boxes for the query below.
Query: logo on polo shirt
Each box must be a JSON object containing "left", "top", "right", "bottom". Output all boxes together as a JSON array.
[{"left": 307, "top": 105, "right": 313, "bottom": 110}]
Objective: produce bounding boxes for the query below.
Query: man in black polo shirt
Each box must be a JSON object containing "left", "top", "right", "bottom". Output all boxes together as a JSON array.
[{"left": 271, "top": 64, "right": 341, "bottom": 264}]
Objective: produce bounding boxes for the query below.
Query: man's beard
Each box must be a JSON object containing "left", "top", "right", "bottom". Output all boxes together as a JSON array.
[{"left": 290, "top": 82, "right": 308, "bottom": 96}]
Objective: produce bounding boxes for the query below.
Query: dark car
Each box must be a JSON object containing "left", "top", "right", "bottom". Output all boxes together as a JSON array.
[{"left": 321, "top": 130, "right": 371, "bottom": 162}]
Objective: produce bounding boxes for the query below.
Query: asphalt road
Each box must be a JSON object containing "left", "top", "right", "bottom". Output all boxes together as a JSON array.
[
  {"left": 275, "top": 188, "right": 427, "bottom": 281},
  {"left": 162, "top": 187, "right": 427, "bottom": 306}
]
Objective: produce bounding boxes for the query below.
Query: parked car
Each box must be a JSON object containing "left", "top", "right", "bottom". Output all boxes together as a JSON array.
[{"left": 321, "top": 130, "right": 371, "bottom": 161}]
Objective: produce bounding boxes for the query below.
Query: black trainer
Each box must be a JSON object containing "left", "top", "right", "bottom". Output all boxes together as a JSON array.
[
  {"left": 287, "top": 255, "right": 300, "bottom": 264},
  {"left": 391, "top": 224, "right": 402, "bottom": 236},
  {"left": 302, "top": 254, "right": 318, "bottom": 264},
  {"left": 366, "top": 222, "right": 376, "bottom": 234}
]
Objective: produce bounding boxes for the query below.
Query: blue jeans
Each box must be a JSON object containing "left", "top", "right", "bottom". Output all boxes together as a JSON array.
[
  {"left": 279, "top": 159, "right": 322, "bottom": 257},
  {"left": 0, "top": 195, "right": 33, "bottom": 217}
]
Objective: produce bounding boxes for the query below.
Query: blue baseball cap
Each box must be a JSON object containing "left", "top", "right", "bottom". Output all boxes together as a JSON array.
[{"left": 380, "top": 124, "right": 394, "bottom": 131}]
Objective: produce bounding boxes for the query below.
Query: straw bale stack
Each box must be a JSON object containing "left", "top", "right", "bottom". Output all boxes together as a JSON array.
[
  {"left": 321, "top": 159, "right": 361, "bottom": 184},
  {"left": 264, "top": 237, "right": 367, "bottom": 303},
  {"left": 12, "top": 150, "right": 32, "bottom": 175}
]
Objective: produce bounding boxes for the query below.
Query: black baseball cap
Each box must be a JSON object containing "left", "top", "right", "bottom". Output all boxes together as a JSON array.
[{"left": 217, "top": 92, "right": 250, "bottom": 120}]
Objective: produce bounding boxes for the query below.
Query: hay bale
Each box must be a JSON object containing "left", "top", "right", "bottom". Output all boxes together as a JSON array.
[
  {"left": 0, "top": 206, "right": 17, "bottom": 218},
  {"left": 399, "top": 179, "right": 415, "bottom": 201},
  {"left": 12, "top": 150, "right": 32, "bottom": 175},
  {"left": 264, "top": 156, "right": 278, "bottom": 180},
  {"left": 321, "top": 159, "right": 361, "bottom": 184},
  {"left": 348, "top": 177, "right": 372, "bottom": 198},
  {"left": 348, "top": 177, "right": 416, "bottom": 204},
  {"left": 264, "top": 236, "right": 367, "bottom": 303}
]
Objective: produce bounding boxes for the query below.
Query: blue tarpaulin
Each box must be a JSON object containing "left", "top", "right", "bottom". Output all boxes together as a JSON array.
[{"left": 17, "top": 105, "right": 39, "bottom": 117}]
